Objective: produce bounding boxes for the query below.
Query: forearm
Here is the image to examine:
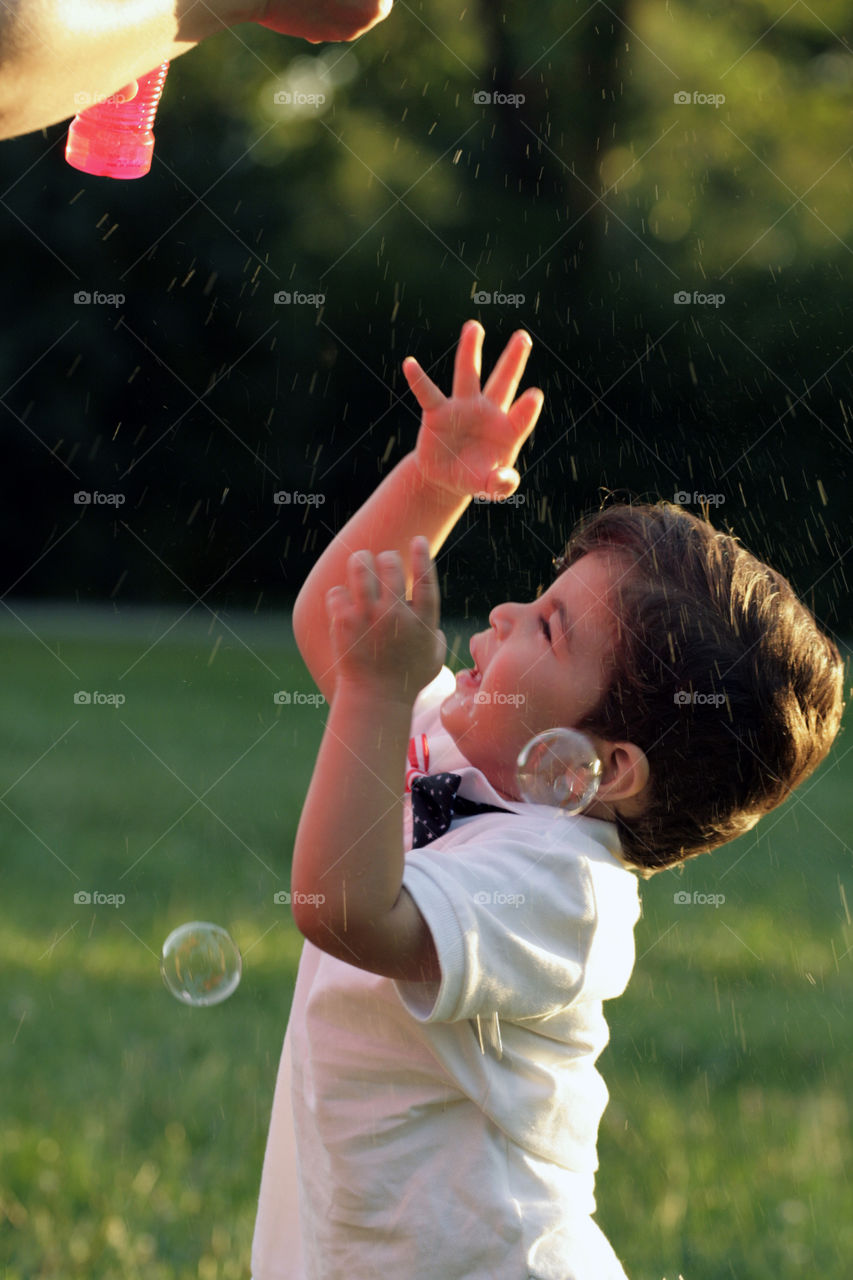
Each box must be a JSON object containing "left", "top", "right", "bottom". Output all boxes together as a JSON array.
[
  {"left": 290, "top": 683, "right": 413, "bottom": 955},
  {"left": 293, "top": 452, "right": 469, "bottom": 657},
  {"left": 0, "top": 0, "right": 249, "bottom": 139}
]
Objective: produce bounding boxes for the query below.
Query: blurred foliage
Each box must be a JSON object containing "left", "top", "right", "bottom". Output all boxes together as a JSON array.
[{"left": 0, "top": 0, "right": 851, "bottom": 640}]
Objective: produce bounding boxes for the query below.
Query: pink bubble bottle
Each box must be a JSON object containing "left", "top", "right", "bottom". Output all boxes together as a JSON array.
[{"left": 65, "top": 63, "right": 170, "bottom": 179}]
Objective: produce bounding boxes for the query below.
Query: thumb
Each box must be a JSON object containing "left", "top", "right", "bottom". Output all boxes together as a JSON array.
[{"left": 484, "top": 466, "right": 520, "bottom": 500}]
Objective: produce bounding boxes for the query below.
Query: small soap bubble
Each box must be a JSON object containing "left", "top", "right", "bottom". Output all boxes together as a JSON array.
[
  {"left": 160, "top": 921, "right": 242, "bottom": 1007},
  {"left": 516, "top": 728, "right": 602, "bottom": 815}
]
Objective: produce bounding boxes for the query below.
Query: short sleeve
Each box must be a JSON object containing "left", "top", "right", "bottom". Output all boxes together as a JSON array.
[{"left": 396, "top": 815, "right": 637, "bottom": 1025}]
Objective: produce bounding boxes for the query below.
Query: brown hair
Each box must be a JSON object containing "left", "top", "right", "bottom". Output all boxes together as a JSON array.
[{"left": 555, "top": 502, "right": 845, "bottom": 876}]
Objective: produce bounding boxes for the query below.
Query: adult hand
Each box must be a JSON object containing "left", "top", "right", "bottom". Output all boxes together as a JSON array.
[
  {"left": 0, "top": 0, "right": 393, "bottom": 141},
  {"left": 257, "top": 0, "right": 393, "bottom": 42}
]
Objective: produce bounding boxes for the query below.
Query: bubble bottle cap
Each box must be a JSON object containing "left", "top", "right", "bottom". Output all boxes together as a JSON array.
[{"left": 65, "top": 63, "right": 169, "bottom": 180}]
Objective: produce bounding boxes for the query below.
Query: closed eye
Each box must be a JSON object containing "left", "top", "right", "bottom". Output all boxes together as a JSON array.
[{"left": 541, "top": 599, "right": 571, "bottom": 655}]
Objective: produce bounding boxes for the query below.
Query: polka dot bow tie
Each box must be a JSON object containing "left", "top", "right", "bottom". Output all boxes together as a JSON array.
[{"left": 408, "top": 735, "right": 511, "bottom": 848}]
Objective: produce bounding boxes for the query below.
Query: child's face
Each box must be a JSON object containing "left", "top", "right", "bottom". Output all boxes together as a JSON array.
[{"left": 440, "top": 550, "right": 623, "bottom": 798}]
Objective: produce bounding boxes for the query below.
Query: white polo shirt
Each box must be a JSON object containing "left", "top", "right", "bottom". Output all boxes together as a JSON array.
[{"left": 252, "top": 667, "right": 641, "bottom": 1280}]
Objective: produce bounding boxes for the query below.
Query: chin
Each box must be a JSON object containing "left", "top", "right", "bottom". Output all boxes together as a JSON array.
[{"left": 438, "top": 691, "right": 470, "bottom": 736}]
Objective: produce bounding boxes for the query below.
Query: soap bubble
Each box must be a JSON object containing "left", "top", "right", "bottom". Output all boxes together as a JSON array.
[
  {"left": 160, "top": 921, "right": 242, "bottom": 1007},
  {"left": 516, "top": 728, "right": 602, "bottom": 814}
]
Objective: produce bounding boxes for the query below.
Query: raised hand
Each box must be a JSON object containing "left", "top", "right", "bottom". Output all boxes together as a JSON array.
[
  {"left": 324, "top": 536, "right": 445, "bottom": 699},
  {"left": 403, "top": 320, "right": 544, "bottom": 502}
]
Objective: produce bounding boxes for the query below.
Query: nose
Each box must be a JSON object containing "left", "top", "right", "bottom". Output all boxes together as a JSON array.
[{"left": 488, "top": 601, "right": 524, "bottom": 639}]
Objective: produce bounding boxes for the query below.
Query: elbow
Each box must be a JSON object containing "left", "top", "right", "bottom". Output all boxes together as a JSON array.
[
  {"left": 291, "top": 895, "right": 375, "bottom": 969},
  {"left": 291, "top": 890, "right": 335, "bottom": 944}
]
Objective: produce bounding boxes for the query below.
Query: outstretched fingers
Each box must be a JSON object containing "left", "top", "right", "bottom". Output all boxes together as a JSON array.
[
  {"left": 507, "top": 384, "right": 545, "bottom": 442},
  {"left": 451, "top": 319, "right": 485, "bottom": 400},
  {"left": 402, "top": 356, "right": 445, "bottom": 413},
  {"left": 482, "top": 329, "right": 534, "bottom": 412}
]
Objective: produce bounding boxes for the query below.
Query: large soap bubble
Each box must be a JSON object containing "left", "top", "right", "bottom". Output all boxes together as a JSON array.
[
  {"left": 160, "top": 921, "right": 242, "bottom": 1007},
  {"left": 516, "top": 728, "right": 602, "bottom": 815}
]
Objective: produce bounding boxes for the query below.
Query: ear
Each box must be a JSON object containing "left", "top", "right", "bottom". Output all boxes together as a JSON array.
[{"left": 594, "top": 740, "right": 649, "bottom": 809}]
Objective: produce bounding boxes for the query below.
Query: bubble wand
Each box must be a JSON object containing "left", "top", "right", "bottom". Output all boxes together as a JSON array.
[{"left": 65, "top": 63, "right": 170, "bottom": 180}]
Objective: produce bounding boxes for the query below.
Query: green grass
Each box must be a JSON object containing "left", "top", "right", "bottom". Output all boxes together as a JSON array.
[{"left": 2, "top": 605, "right": 851, "bottom": 1280}]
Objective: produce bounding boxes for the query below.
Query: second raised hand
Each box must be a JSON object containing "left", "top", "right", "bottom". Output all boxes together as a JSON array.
[
  {"left": 402, "top": 320, "right": 545, "bottom": 502},
  {"left": 325, "top": 537, "right": 445, "bottom": 699}
]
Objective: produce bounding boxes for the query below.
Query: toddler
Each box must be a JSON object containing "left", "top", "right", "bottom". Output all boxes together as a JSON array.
[{"left": 251, "top": 320, "right": 844, "bottom": 1280}]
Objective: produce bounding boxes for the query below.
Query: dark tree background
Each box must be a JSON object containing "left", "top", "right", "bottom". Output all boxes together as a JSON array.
[{"left": 1, "top": 0, "right": 850, "bottom": 641}]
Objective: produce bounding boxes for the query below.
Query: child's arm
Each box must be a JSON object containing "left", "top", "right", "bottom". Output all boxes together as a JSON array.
[
  {"left": 292, "top": 321, "right": 543, "bottom": 706},
  {"left": 289, "top": 326, "right": 545, "bottom": 981},
  {"left": 290, "top": 537, "right": 444, "bottom": 980}
]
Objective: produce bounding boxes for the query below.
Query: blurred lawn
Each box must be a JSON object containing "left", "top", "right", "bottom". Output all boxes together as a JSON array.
[{"left": 1, "top": 605, "right": 851, "bottom": 1280}]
